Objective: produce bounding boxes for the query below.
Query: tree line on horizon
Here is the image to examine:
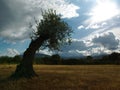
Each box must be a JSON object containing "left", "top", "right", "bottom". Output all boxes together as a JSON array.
[{"left": 0, "top": 52, "right": 120, "bottom": 65}]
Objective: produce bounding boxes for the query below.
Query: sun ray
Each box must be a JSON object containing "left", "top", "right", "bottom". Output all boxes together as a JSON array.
[{"left": 90, "top": 0, "right": 119, "bottom": 24}]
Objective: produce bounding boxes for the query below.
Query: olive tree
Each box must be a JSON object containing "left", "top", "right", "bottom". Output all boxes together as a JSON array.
[{"left": 11, "top": 9, "right": 72, "bottom": 79}]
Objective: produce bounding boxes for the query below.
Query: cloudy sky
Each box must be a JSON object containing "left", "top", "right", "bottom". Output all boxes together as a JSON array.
[{"left": 0, "top": 0, "right": 120, "bottom": 57}]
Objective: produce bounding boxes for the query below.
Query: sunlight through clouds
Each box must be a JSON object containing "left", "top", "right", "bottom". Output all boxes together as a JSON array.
[{"left": 86, "top": 0, "right": 119, "bottom": 24}]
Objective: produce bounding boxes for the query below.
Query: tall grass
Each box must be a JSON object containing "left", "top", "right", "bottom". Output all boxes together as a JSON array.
[{"left": 0, "top": 65, "right": 120, "bottom": 90}]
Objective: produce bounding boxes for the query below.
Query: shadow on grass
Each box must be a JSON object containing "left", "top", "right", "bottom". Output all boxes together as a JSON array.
[
  {"left": 0, "top": 77, "right": 12, "bottom": 84},
  {"left": 0, "top": 74, "right": 40, "bottom": 84}
]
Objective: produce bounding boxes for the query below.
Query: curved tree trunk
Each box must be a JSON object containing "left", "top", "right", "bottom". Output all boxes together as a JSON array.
[{"left": 10, "top": 37, "right": 46, "bottom": 79}]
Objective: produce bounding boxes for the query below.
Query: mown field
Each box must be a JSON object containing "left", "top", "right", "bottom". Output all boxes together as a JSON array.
[{"left": 0, "top": 65, "right": 120, "bottom": 90}]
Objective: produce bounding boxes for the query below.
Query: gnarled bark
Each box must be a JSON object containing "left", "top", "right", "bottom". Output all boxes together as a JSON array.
[{"left": 10, "top": 37, "right": 46, "bottom": 79}]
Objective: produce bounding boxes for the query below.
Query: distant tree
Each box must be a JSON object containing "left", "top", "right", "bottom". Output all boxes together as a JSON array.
[
  {"left": 108, "top": 52, "right": 120, "bottom": 64},
  {"left": 86, "top": 56, "right": 93, "bottom": 60},
  {"left": 0, "top": 56, "right": 12, "bottom": 64},
  {"left": 12, "top": 55, "right": 22, "bottom": 64},
  {"left": 11, "top": 9, "right": 72, "bottom": 79},
  {"left": 50, "top": 54, "right": 61, "bottom": 64},
  {"left": 109, "top": 52, "right": 120, "bottom": 61}
]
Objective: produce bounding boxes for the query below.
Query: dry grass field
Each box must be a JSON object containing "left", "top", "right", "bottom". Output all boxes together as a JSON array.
[{"left": 0, "top": 65, "right": 120, "bottom": 90}]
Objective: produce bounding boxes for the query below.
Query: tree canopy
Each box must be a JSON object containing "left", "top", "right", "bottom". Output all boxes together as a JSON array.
[{"left": 31, "top": 9, "right": 73, "bottom": 50}]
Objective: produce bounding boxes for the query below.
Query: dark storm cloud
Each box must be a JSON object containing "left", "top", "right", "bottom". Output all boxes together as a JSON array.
[
  {"left": 0, "top": 0, "right": 33, "bottom": 41},
  {"left": 61, "top": 40, "right": 87, "bottom": 51},
  {"left": 0, "top": 0, "right": 79, "bottom": 42},
  {"left": 0, "top": 0, "right": 14, "bottom": 29},
  {"left": 92, "top": 32, "right": 119, "bottom": 50},
  {"left": 57, "top": 40, "right": 88, "bottom": 57}
]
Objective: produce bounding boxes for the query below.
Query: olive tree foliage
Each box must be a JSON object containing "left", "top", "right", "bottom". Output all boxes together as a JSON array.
[{"left": 30, "top": 9, "right": 73, "bottom": 51}]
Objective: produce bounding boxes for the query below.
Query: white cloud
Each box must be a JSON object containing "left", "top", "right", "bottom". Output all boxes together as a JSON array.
[
  {"left": 90, "top": 24, "right": 100, "bottom": 29},
  {"left": 85, "top": 22, "right": 108, "bottom": 30},
  {"left": 0, "top": 48, "right": 20, "bottom": 57},
  {"left": 38, "top": 49, "right": 53, "bottom": 56},
  {"left": 106, "top": 27, "right": 120, "bottom": 39},
  {"left": 86, "top": 24, "right": 100, "bottom": 29},
  {"left": 0, "top": 27, "right": 30, "bottom": 42},
  {"left": 78, "top": 25, "right": 84, "bottom": 30},
  {"left": 22, "top": 0, "right": 80, "bottom": 18},
  {"left": 101, "top": 22, "right": 107, "bottom": 26},
  {"left": 88, "top": 47, "right": 112, "bottom": 56}
]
